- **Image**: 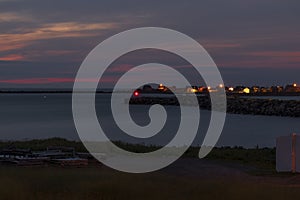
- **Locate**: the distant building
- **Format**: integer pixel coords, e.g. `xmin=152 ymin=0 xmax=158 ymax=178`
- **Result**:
xmin=260 ymin=87 xmax=270 ymax=93
xmin=251 ymin=86 xmax=260 ymax=93
xmin=142 ymin=84 xmax=153 ymax=92
xmin=243 ymin=87 xmax=250 ymax=94
xmin=285 ymin=84 xmax=300 ymax=92
xmin=271 ymin=86 xmax=284 ymax=93
xmin=198 ymin=86 xmax=207 ymax=92
xmin=158 ymin=84 xmax=168 ymax=92
xmin=227 ymin=87 xmax=234 ymax=92
xmin=186 ymin=86 xmax=198 ymax=93
xmin=234 ymin=86 xmax=246 ymax=93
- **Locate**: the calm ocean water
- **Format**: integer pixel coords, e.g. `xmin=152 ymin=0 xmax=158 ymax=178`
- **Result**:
xmin=0 ymin=93 xmax=299 ymax=148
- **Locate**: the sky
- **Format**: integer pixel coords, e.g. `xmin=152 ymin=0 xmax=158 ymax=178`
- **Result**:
xmin=0 ymin=0 xmax=300 ymax=88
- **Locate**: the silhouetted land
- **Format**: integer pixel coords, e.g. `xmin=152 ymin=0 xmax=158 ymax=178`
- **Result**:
xmin=1 ymin=89 xmax=300 ymax=95
xmin=0 ymin=138 xmax=276 ymax=170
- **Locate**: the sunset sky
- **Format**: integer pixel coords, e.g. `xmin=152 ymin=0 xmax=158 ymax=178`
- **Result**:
xmin=0 ymin=0 xmax=300 ymax=88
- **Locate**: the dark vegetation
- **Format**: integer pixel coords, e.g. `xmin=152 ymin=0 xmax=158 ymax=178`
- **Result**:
xmin=2 ymin=138 xmax=299 ymax=200
xmin=0 ymin=138 xmax=276 ymax=170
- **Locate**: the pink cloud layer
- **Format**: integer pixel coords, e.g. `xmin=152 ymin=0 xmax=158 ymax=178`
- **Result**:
xmin=0 ymin=77 xmax=117 ymax=84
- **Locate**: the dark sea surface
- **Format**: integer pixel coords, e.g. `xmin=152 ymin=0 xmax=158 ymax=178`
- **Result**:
xmin=0 ymin=93 xmax=299 ymax=148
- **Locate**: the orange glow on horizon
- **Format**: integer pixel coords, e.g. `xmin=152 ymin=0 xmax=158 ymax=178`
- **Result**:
xmin=0 ymin=54 xmax=24 ymax=61
xmin=0 ymin=77 xmax=118 ymax=84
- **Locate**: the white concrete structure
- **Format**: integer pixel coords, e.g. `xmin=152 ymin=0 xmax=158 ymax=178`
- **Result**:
xmin=276 ymin=133 xmax=300 ymax=173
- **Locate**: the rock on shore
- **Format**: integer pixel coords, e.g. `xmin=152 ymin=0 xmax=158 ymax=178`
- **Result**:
xmin=129 ymin=96 xmax=300 ymax=117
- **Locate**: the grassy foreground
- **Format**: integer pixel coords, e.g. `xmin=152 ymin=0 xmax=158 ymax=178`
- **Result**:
xmin=0 ymin=165 xmax=300 ymax=200
xmin=1 ymin=138 xmax=297 ymax=200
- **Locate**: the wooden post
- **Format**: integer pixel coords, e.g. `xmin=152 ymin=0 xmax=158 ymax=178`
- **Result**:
xmin=292 ymin=133 xmax=296 ymax=173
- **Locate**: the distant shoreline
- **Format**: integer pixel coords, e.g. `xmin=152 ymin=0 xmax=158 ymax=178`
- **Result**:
xmin=1 ymin=90 xmax=300 ymax=96
xmin=0 ymin=90 xmax=111 ymax=94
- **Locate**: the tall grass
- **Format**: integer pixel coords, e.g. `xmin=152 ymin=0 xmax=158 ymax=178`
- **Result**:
xmin=0 ymin=138 xmax=276 ymax=170
xmin=0 ymin=138 xmax=298 ymax=199
xmin=0 ymin=166 xmax=299 ymax=200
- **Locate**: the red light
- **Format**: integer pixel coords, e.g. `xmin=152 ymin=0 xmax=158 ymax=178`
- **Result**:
xmin=134 ymin=91 xmax=139 ymax=96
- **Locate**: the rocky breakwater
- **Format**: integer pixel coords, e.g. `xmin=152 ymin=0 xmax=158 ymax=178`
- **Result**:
xmin=227 ymin=97 xmax=300 ymax=117
xmin=129 ymin=96 xmax=300 ymax=117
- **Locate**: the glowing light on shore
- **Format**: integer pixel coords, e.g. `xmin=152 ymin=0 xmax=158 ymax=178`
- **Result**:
xmin=191 ymin=88 xmax=198 ymax=93
xmin=243 ymin=88 xmax=250 ymax=94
